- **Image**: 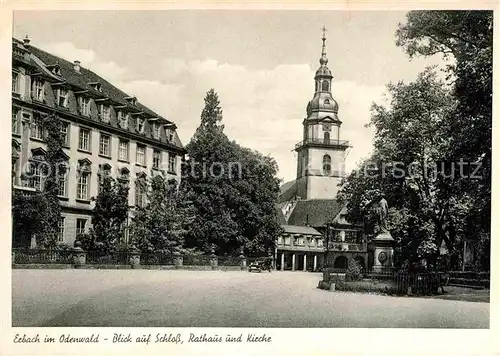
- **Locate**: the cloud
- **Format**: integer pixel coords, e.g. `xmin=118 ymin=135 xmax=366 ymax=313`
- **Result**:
xmin=38 ymin=42 xmax=385 ymax=183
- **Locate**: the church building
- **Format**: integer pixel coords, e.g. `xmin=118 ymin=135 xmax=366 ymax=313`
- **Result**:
xmin=276 ymin=29 xmax=368 ymax=271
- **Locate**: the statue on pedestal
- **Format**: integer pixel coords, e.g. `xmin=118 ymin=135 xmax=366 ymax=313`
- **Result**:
xmin=375 ymin=195 xmax=389 ymax=233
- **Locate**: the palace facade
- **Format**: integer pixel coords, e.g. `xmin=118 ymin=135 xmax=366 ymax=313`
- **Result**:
xmin=12 ymin=36 xmax=186 ymax=246
xmin=275 ymin=30 xmax=368 ymax=271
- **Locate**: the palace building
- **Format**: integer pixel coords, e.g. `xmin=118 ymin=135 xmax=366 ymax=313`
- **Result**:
xmin=275 ymin=30 xmax=368 ymax=271
xmin=12 ymin=36 xmax=186 ymax=247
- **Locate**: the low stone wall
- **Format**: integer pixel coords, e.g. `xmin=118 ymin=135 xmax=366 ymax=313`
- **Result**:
xmin=13 ymin=264 xmax=247 ymax=271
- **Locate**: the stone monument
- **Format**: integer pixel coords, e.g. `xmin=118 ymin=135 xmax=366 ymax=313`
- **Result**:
xmin=371 ymin=195 xmax=396 ymax=272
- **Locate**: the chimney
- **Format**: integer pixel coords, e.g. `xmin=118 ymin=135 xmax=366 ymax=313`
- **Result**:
xmin=23 ymin=35 xmax=30 ymax=46
xmin=74 ymin=60 xmax=81 ymax=73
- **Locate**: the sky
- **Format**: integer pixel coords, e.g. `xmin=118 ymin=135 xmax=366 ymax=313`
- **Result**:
xmin=13 ymin=10 xmax=444 ymax=183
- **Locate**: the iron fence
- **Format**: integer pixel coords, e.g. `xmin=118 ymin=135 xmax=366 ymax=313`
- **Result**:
xmin=13 ymin=248 xmax=73 ymax=264
xmin=182 ymin=254 xmax=211 ymax=266
xmin=140 ymin=252 xmax=175 ymax=266
xmin=86 ymin=250 xmax=130 ymax=265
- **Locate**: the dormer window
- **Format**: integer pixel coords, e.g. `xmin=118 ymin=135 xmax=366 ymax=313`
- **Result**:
xmin=118 ymin=111 xmax=128 ymax=129
xmin=89 ymin=82 xmax=102 ymax=92
xmin=124 ymin=96 xmax=137 ymax=106
xmin=57 ymin=88 xmax=68 ymax=108
xmin=136 ymin=118 xmax=145 ymax=134
xmin=78 ymin=97 xmax=91 ymax=116
xmin=152 ymin=123 xmax=160 ymax=139
xmin=32 ymin=78 xmax=45 ymax=101
xmin=165 ymin=127 xmax=174 ymax=142
xmin=47 ymin=64 xmax=61 ymax=76
xmin=99 ymin=104 xmax=110 ymax=123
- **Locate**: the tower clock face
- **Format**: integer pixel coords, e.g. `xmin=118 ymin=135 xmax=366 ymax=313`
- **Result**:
xmin=323 ymin=123 xmax=332 ymax=132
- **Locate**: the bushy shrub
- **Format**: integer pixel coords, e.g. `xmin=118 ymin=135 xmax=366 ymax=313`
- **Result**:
xmin=75 ymin=233 xmax=96 ymax=251
xmin=345 ymin=258 xmax=363 ymax=281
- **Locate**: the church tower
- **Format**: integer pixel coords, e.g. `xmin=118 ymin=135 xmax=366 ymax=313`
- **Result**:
xmin=295 ymin=27 xmax=350 ymax=200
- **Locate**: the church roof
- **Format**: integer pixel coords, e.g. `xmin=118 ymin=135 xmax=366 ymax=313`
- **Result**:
xmin=287 ymin=199 xmax=343 ymax=227
xmin=278 ymin=180 xmax=297 ymax=203
xmin=281 ymin=224 xmax=322 ymax=236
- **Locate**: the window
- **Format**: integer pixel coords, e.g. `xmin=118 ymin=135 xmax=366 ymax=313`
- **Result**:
xmin=136 ymin=145 xmax=146 ymax=165
xmin=77 ymin=172 xmax=90 ymax=200
xmin=324 ymin=99 xmax=330 ymax=105
xmin=168 ymin=153 xmax=176 ymax=173
xmin=323 ymin=131 xmax=330 ymax=143
xmin=166 ymin=128 xmax=174 ymax=142
xmin=78 ymin=97 xmax=91 ymax=116
xmin=12 ymin=110 xmax=20 ymax=135
xmin=60 ymin=121 xmax=69 ymax=146
xmin=12 ymin=72 xmax=19 ymax=93
xmin=323 ymin=154 xmax=331 ymax=175
xmin=118 ymin=139 xmax=129 ymax=161
xmin=28 ymin=162 xmax=44 ymax=191
xmin=58 ymin=167 xmax=68 ymax=197
xmin=57 ymin=88 xmax=68 ymax=107
xmin=58 ymin=217 xmax=65 ymax=242
xmin=99 ymin=133 xmax=111 ymax=157
xmin=76 ymin=219 xmax=87 ymax=235
xmin=152 ymin=123 xmax=160 ymax=139
xmin=31 ymin=115 xmax=45 ymax=140
xmin=284 ymin=237 xmax=291 ymax=245
xmin=78 ymin=127 xmax=91 ymax=152
xmin=153 ymin=150 xmax=161 ymax=169
xmin=317 ymin=239 xmax=323 ymax=247
xmin=32 ymin=78 xmax=45 ymax=101
xmin=118 ymin=111 xmax=128 ymax=129
xmin=135 ymin=178 xmax=147 ymax=207
xmin=99 ymin=105 xmax=110 ymax=123
xmin=277 ymin=236 xmax=283 ymax=245
xmin=322 ymin=80 xmax=329 ymax=92
xmin=136 ymin=118 xmax=144 ymax=133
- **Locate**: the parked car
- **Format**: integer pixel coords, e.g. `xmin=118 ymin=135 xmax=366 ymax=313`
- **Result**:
xmin=248 ymin=258 xmax=272 ymax=273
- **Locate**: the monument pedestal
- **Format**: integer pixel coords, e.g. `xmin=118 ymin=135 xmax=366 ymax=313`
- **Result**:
xmin=371 ymin=231 xmax=395 ymax=272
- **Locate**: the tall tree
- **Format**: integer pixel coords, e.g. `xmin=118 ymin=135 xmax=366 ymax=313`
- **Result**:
xmin=12 ymin=113 xmax=64 ymax=248
xmin=90 ymin=176 xmax=129 ymax=251
xmin=396 ymin=10 xmax=492 ymax=269
xmin=338 ymin=70 xmax=468 ymax=266
xmin=182 ymin=89 xmax=240 ymax=254
xmin=182 ymin=89 xmax=281 ymax=255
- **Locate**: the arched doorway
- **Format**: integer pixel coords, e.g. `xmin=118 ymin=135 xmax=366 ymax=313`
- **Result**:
xmin=334 ymin=255 xmax=348 ymax=269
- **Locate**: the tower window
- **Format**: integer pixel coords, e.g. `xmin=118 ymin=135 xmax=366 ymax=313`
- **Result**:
xmin=323 ymin=154 xmax=332 ymax=175
xmin=324 ymin=99 xmax=330 ymax=105
xmin=322 ymin=81 xmax=329 ymax=92
xmin=324 ymin=131 xmax=330 ymax=143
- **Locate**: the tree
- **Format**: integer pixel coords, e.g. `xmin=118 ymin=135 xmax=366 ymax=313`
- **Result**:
xmin=130 ymin=175 xmax=194 ymax=253
xmin=12 ymin=113 xmax=64 ymax=248
xmin=338 ymin=70 xmax=468 ymax=266
xmin=182 ymin=89 xmax=281 ymax=256
xmin=90 ymin=176 xmax=129 ymax=251
xmin=396 ymin=10 xmax=492 ymax=269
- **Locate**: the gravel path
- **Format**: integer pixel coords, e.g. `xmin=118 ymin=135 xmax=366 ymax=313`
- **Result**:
xmin=12 ymin=269 xmax=489 ymax=328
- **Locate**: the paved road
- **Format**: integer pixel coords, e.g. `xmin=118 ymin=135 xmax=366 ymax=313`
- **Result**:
xmin=12 ymin=269 xmax=489 ymax=328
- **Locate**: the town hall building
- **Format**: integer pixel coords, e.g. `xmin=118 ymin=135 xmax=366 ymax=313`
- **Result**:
xmin=275 ymin=29 xmax=368 ymax=271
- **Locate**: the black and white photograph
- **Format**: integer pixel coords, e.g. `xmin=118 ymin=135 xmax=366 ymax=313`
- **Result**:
xmin=7 ymin=6 xmax=493 ymax=343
